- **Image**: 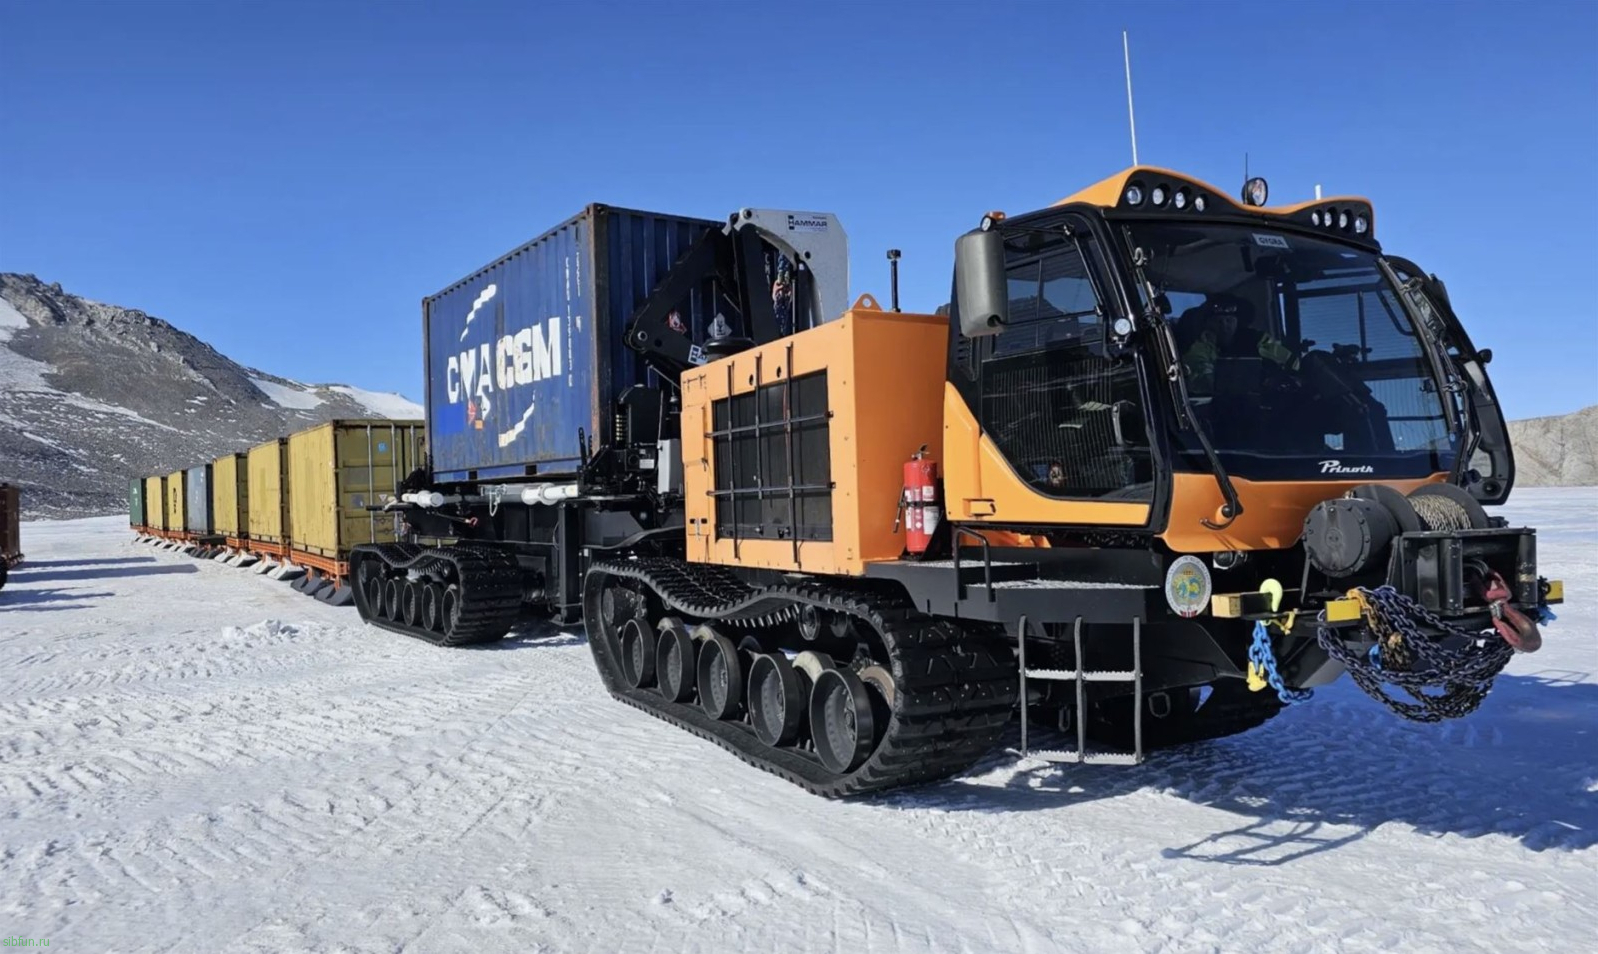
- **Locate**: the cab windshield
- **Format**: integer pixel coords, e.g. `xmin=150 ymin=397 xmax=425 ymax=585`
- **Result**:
xmin=1129 ymin=221 xmax=1458 ymax=479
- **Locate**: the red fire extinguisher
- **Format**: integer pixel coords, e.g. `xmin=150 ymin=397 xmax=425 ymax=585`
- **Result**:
xmin=897 ymin=445 xmax=940 ymax=557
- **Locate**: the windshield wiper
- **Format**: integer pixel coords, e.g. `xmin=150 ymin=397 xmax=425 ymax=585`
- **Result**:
xmin=1124 ymin=240 xmax=1243 ymax=530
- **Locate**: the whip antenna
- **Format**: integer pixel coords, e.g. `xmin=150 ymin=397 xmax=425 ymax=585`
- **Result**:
xmin=1123 ymin=31 xmax=1139 ymax=165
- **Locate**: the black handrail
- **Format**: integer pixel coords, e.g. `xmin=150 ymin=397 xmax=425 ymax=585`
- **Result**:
xmin=952 ymin=526 xmax=995 ymax=602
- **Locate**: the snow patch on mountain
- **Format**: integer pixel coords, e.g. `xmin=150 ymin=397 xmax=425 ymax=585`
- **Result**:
xmin=0 ymin=296 xmax=27 ymax=335
xmin=330 ymin=385 xmax=424 ymax=418
xmin=249 ymin=376 xmax=326 ymax=410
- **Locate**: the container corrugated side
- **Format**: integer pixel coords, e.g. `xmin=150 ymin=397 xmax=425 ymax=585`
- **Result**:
xmin=246 ymin=439 xmax=290 ymax=545
xmin=0 ymin=484 xmax=19 ymax=560
xmin=422 ymin=205 xmax=718 ymax=482
xmin=145 ymin=476 xmax=167 ymax=531
xmin=212 ymin=453 xmax=248 ymax=538
xmin=167 ymin=470 xmax=188 ymax=536
xmin=286 ymin=420 xmax=423 ymax=559
xmin=129 ymin=478 xmax=145 ymax=528
xmin=185 ymin=464 xmax=213 ymax=535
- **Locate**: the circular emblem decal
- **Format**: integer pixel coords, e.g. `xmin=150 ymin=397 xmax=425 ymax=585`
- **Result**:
xmin=1164 ymin=555 xmax=1212 ymax=618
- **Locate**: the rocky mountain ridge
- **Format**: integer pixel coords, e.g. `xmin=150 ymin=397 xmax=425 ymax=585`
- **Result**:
xmin=1507 ymin=404 xmax=1597 ymax=488
xmin=1 ymin=273 xmax=421 ymax=517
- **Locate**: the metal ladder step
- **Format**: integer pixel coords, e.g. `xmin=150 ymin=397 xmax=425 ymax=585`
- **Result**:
xmin=1023 ymin=668 xmax=1139 ymax=683
xmin=1023 ymin=749 xmax=1143 ymax=766
xmin=1015 ymin=614 xmax=1144 ymax=768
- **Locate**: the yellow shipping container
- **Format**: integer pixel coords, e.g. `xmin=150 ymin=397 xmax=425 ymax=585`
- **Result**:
xmin=246 ymin=438 xmax=291 ymax=546
xmin=145 ymin=475 xmax=168 ymax=531
xmin=287 ymin=419 xmax=423 ymax=559
xmin=212 ymin=452 xmax=249 ymax=539
xmin=167 ymin=469 xmax=188 ymax=535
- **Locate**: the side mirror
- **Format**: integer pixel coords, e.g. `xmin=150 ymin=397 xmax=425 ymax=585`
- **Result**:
xmin=954 ymin=228 xmax=1007 ymax=337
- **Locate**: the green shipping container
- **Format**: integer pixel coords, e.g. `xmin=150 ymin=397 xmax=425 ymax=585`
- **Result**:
xmin=129 ymin=478 xmax=146 ymax=528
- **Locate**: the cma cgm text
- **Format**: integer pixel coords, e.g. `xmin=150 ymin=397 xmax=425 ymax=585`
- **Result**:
xmin=445 ymin=317 xmax=564 ymax=405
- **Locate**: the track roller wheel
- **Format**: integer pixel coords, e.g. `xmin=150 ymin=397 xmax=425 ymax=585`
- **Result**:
xmin=441 ymin=584 xmax=461 ymax=636
xmin=382 ymin=578 xmax=402 ymax=621
xmin=362 ymin=571 xmax=384 ymax=612
xmin=401 ymin=580 xmax=421 ymax=628
xmin=748 ymin=653 xmax=806 ymax=747
xmin=810 ymin=668 xmax=877 ymax=775
xmin=856 ymin=664 xmax=896 ymax=706
xmin=857 ymin=663 xmax=897 ymax=729
xmin=792 ymin=650 xmax=836 ymax=682
xmin=798 ymin=604 xmax=823 ymax=642
xmin=696 ymin=628 xmax=744 ymax=721
xmin=421 ymin=582 xmax=444 ymax=634
xmin=619 ymin=616 xmax=657 ymax=689
xmin=655 ymin=618 xmax=696 ymax=702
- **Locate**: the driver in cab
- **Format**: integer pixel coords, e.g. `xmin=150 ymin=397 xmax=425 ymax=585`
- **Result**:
xmin=1180 ymin=295 xmax=1296 ymax=393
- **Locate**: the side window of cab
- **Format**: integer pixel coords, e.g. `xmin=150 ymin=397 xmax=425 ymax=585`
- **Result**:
xmin=978 ymin=236 xmax=1153 ymax=501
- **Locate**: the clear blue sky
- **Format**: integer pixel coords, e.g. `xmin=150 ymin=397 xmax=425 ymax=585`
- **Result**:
xmin=3 ymin=0 xmax=1595 ymax=420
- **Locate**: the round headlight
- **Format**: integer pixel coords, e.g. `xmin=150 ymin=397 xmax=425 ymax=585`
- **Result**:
xmin=1150 ymin=185 xmax=1168 ymax=207
xmin=1173 ymin=189 xmax=1189 ymax=210
xmin=1323 ymin=208 xmax=1337 ymax=227
xmin=1242 ymin=176 xmax=1269 ymax=207
xmin=1112 ymin=317 xmax=1134 ymax=337
xmin=1310 ymin=211 xmax=1321 ymax=226
xmin=1338 ymin=211 xmax=1350 ymax=230
xmin=1193 ymin=195 xmax=1207 ymax=212
xmin=1125 ymin=184 xmax=1145 ymax=206
xmin=1354 ymin=215 xmax=1369 ymax=235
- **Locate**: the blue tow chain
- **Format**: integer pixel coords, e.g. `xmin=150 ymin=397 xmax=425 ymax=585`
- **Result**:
xmin=1248 ymin=620 xmax=1314 ymax=705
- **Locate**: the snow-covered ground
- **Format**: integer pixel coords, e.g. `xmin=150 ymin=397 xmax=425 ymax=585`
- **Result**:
xmin=1 ymin=489 xmax=1593 ymax=953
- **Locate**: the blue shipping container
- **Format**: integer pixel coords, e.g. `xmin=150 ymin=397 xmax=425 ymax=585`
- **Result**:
xmin=185 ymin=463 xmax=213 ymax=535
xmin=423 ymin=205 xmax=720 ymax=483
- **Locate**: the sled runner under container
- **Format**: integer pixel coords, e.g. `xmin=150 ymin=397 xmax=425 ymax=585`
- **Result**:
xmin=422 ymin=205 xmax=720 ymax=482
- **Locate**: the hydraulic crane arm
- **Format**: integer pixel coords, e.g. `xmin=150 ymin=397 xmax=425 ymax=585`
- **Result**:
xmin=626 ymin=208 xmax=849 ymax=382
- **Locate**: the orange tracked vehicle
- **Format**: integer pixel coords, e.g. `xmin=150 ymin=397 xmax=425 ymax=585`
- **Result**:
xmin=351 ymin=171 xmax=1562 ymax=796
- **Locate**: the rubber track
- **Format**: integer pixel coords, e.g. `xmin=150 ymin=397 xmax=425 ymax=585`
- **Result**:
xmin=585 ymin=558 xmax=1019 ymax=798
xmin=352 ymin=543 xmax=523 ymax=647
